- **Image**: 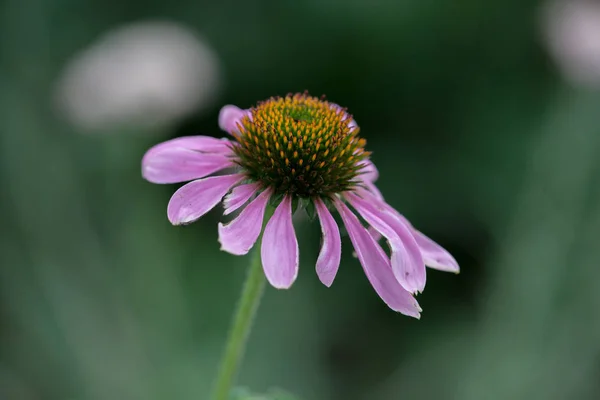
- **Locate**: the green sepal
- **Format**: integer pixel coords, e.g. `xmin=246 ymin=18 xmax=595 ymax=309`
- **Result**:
xmin=291 ymin=197 xmax=300 ymax=214
xmin=304 ymin=199 xmax=316 ymax=221
xmin=268 ymin=193 xmax=285 ymax=209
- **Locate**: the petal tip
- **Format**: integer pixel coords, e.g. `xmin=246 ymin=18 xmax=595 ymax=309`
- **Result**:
xmin=168 ymin=211 xmax=196 ymax=225
xmin=167 ymin=206 xmax=186 ymax=225
xmin=318 ymin=276 xmax=335 ymax=288
xmin=218 ymin=189 xmax=270 ymax=256
xmin=218 ymin=105 xmax=247 ymax=134
xmin=168 ymin=217 xmax=187 ymax=226
xmin=166 ymin=174 xmax=244 ymax=227
xmin=269 ymin=280 xmax=294 ymax=290
xmin=217 ymin=222 xmax=252 ymax=256
xmin=406 ymin=302 xmax=423 ymax=319
xmin=397 ymin=279 xmax=424 ymax=296
xmin=261 ymin=196 xmax=299 ymax=291
xmin=314 ymin=198 xmax=341 ymax=289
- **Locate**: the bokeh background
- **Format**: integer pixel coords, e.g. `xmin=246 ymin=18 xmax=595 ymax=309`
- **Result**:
xmin=1 ymin=0 xmax=600 ymax=399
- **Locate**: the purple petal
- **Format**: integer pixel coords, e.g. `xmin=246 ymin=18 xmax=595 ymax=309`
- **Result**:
xmin=261 ymin=196 xmax=299 ymax=289
xmin=314 ymin=199 xmax=342 ymax=287
xmin=359 ymin=190 xmax=460 ymax=274
xmin=218 ymin=189 xmax=271 ymax=255
xmin=334 ymin=199 xmax=421 ymax=317
xmin=218 ymin=105 xmax=249 ymax=134
xmin=223 ymin=182 xmax=261 ymax=215
xmin=142 ymin=136 xmax=235 ymax=184
xmin=351 ymin=226 xmax=381 ymax=259
xmin=352 ymin=226 xmax=381 ymax=258
xmin=146 ymin=136 xmax=234 ymax=155
xmin=367 ymin=226 xmax=382 ymax=242
xmin=363 ymin=181 xmax=384 ymax=200
xmin=354 ymin=160 xmax=383 ymax=199
xmin=346 ymin=192 xmax=426 ymax=294
xmin=413 ymin=230 xmax=460 ymax=273
xmin=167 ymin=174 xmax=244 ymax=225
xmin=359 ymin=159 xmax=379 ymax=182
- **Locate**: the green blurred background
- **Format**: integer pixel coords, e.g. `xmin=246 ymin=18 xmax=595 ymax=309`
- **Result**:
xmin=2 ymin=0 xmax=600 ymax=399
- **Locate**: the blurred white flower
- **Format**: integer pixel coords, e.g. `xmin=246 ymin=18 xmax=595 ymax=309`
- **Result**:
xmin=56 ymin=21 xmax=222 ymax=131
xmin=541 ymin=0 xmax=600 ymax=88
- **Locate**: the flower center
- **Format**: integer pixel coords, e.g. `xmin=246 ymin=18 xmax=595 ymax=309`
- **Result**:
xmin=232 ymin=92 xmax=369 ymax=198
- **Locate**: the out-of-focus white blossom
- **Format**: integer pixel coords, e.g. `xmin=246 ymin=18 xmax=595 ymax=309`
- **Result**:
xmin=56 ymin=21 xmax=222 ymax=132
xmin=541 ymin=0 xmax=600 ymax=88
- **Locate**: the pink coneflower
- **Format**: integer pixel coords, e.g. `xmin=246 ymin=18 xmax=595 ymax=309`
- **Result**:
xmin=142 ymin=92 xmax=458 ymax=317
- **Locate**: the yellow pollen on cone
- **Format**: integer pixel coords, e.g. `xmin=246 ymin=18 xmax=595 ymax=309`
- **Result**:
xmin=231 ymin=92 xmax=369 ymax=197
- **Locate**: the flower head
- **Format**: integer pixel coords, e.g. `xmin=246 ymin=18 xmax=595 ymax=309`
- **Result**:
xmin=232 ymin=94 xmax=367 ymax=197
xmin=142 ymin=92 xmax=459 ymax=317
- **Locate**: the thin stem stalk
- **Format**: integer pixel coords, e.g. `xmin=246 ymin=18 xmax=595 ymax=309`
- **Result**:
xmin=210 ymin=216 xmax=270 ymax=400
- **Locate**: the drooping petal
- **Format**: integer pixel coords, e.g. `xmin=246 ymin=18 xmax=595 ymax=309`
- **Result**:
xmin=334 ymin=199 xmax=421 ymax=318
xmin=352 ymin=226 xmax=381 ymax=258
xmin=218 ymin=105 xmax=249 ymax=135
xmin=354 ymin=159 xmax=383 ymax=199
xmin=360 ymin=189 xmax=460 ymax=274
xmin=167 ymin=174 xmax=244 ymax=225
xmin=142 ymin=136 xmax=235 ymax=184
xmin=367 ymin=226 xmax=382 ymax=242
xmin=413 ymin=230 xmax=460 ymax=273
xmin=218 ymin=189 xmax=271 ymax=255
xmin=261 ymin=196 xmax=299 ymax=289
xmin=363 ymin=181 xmax=384 ymax=200
xmin=223 ymin=182 xmax=260 ymax=215
xmin=346 ymin=192 xmax=426 ymax=294
xmin=314 ymin=198 xmax=341 ymax=287
xmin=359 ymin=159 xmax=379 ymax=182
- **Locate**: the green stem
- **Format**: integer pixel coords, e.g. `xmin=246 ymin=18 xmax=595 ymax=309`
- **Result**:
xmin=211 ymin=226 xmax=269 ymax=400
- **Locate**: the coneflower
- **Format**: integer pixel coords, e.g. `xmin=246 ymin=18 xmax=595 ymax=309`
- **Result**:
xmin=142 ymin=92 xmax=459 ymax=317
